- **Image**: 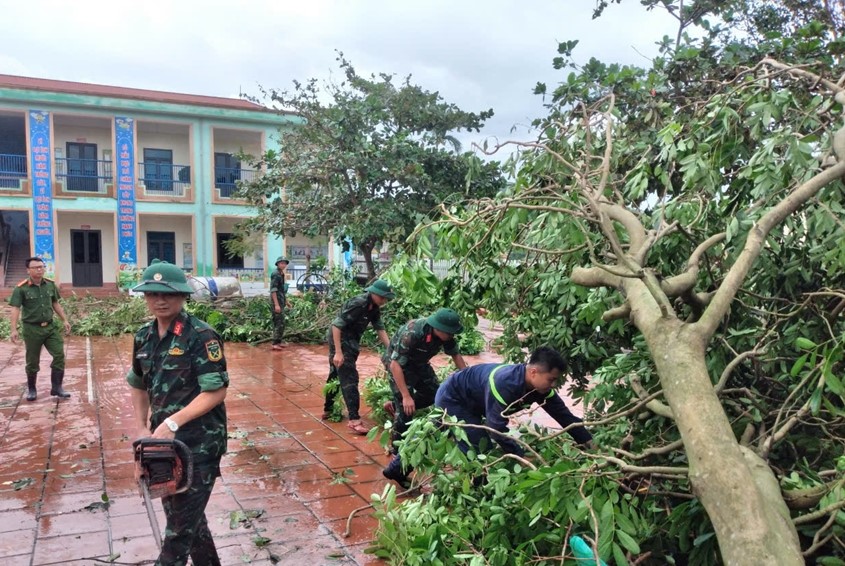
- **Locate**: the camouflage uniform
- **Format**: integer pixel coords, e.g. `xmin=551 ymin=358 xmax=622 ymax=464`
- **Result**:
xmin=384 ymin=318 xmax=460 ymax=451
xmin=269 ymin=268 xmax=287 ymax=345
xmin=323 ymin=293 xmax=386 ymax=419
xmin=126 ymin=310 xmax=228 ymax=566
xmin=8 ymin=276 xmax=65 ymax=376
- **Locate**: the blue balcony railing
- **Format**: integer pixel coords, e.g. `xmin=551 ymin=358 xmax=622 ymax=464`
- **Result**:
xmin=139 ymin=162 xmax=191 ymax=196
xmin=55 ymin=158 xmax=113 ymax=193
xmin=214 ymin=167 xmax=256 ymax=198
xmin=0 ymin=153 xmax=27 ymax=190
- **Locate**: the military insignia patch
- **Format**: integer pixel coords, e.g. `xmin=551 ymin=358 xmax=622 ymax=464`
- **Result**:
xmin=205 ymin=340 xmax=223 ymax=362
xmin=168 ymin=346 xmax=185 ymax=356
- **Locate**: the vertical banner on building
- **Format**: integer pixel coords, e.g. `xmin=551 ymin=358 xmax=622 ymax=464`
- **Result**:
xmin=29 ymin=111 xmax=56 ymax=279
xmin=115 ymin=117 xmax=139 ymax=290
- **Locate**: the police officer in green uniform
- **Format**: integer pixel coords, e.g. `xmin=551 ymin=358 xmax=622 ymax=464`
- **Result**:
xmin=382 ymin=307 xmax=467 ymax=488
xmin=322 ymin=279 xmax=395 ymax=435
xmin=8 ymin=256 xmax=72 ymax=401
xmin=126 ymin=260 xmax=228 ymax=566
xmin=269 ymin=256 xmax=291 ymax=350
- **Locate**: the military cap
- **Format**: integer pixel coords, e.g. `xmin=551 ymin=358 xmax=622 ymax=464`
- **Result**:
xmin=427 ymin=308 xmax=464 ymax=335
xmin=274 ymin=256 xmax=290 ymax=266
xmin=364 ymin=279 xmax=396 ymax=299
xmin=132 ymin=259 xmax=193 ymax=294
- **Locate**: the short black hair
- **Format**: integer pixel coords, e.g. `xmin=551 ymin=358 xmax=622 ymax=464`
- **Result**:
xmin=25 ymin=256 xmax=44 ymax=268
xmin=528 ymin=346 xmax=567 ymax=373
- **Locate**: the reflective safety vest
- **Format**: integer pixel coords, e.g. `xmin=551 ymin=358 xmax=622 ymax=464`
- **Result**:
xmin=487 ymin=364 xmax=554 ymax=406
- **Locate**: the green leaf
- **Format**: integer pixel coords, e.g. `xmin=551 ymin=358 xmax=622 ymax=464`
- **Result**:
xmin=615 ymin=529 xmax=641 ymax=554
xmin=795 ymin=337 xmax=817 ymax=350
xmin=789 ymin=354 xmax=807 ymax=377
xmin=693 ymin=532 xmax=716 ymax=547
xmin=612 ymin=542 xmax=629 ymax=566
xmin=252 ymin=535 xmax=272 ymax=548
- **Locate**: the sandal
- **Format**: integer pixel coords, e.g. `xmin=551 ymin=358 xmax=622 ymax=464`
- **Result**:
xmin=347 ymin=420 xmax=370 ymax=435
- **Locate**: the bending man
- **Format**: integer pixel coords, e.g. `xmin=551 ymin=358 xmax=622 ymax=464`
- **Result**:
xmin=382 ymin=308 xmax=467 ymax=488
xmin=322 ymin=279 xmax=395 ymax=435
xmin=435 ymin=346 xmax=592 ymax=456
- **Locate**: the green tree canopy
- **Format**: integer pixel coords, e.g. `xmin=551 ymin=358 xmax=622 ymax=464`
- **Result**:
xmin=237 ymin=54 xmax=505 ymax=280
xmin=379 ymin=1 xmax=845 ymax=564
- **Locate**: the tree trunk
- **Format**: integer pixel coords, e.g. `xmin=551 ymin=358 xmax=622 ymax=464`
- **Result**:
xmin=629 ymin=281 xmax=803 ymax=565
xmin=358 ymin=241 xmax=377 ymax=282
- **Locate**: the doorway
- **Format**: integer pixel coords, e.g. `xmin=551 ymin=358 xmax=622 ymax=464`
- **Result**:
xmin=71 ymin=229 xmax=103 ymax=286
xmin=216 ymin=233 xmax=243 ymax=269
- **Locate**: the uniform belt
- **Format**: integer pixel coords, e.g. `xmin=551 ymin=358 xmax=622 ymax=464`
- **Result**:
xmin=25 ymin=321 xmax=52 ymax=327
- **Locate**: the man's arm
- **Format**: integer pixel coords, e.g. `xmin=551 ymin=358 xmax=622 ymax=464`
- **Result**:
xmin=151 ymin=388 xmax=227 ymax=439
xmin=390 ymin=359 xmax=416 ymax=416
xmin=377 ymin=329 xmax=390 ymax=348
xmin=541 ymin=394 xmax=593 ymax=445
xmin=52 ymin=301 xmax=71 ymax=334
xmin=130 ymin=386 xmax=152 ymax=439
xmin=451 ymin=353 xmax=467 ymax=370
xmin=331 ymin=325 xmax=343 ymax=368
xmin=9 ymin=306 xmax=20 ymax=343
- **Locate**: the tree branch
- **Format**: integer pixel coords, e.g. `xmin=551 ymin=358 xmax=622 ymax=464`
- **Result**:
xmin=630 ymin=375 xmax=674 ymax=419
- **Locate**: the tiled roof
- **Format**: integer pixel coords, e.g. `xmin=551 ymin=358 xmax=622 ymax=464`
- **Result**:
xmin=0 ymin=73 xmax=271 ymax=112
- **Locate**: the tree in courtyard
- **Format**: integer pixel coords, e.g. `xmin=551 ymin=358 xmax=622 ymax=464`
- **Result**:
xmin=236 ymin=54 xmax=505 ymax=280
xmin=374 ymin=1 xmax=845 ymax=564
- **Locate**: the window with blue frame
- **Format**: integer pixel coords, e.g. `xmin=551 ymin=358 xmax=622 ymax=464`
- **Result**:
xmin=214 ymin=152 xmax=240 ymax=197
xmin=143 ymin=148 xmax=173 ymax=191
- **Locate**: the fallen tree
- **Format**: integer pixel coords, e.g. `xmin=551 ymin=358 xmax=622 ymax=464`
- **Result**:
xmin=374 ymin=2 xmax=845 ymax=564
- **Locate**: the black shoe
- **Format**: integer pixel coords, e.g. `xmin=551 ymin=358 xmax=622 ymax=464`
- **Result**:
xmin=382 ymin=459 xmax=411 ymax=490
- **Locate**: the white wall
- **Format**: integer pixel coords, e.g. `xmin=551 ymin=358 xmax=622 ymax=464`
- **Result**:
xmin=139 ymin=215 xmax=193 ymax=269
xmin=54 ymin=127 xmax=113 ymax=160
xmin=136 ymin=132 xmax=191 ymax=167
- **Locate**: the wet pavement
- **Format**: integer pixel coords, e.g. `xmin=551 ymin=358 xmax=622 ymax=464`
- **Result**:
xmin=0 ymin=335 xmax=504 ymax=565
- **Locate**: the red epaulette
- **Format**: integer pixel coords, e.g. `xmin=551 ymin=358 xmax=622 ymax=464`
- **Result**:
xmin=16 ymin=279 xmax=29 ymax=287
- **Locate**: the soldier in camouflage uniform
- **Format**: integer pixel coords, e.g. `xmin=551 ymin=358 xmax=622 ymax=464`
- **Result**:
xmin=8 ymin=256 xmax=72 ymax=401
xmin=382 ymin=308 xmax=467 ymax=488
xmin=269 ymin=256 xmax=291 ymax=350
xmin=322 ymin=279 xmax=395 ymax=435
xmin=126 ymin=260 xmax=228 ymax=566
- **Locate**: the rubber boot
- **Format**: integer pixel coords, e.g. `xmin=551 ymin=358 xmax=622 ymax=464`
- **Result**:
xmin=50 ymin=369 xmax=70 ymax=399
xmin=26 ymin=373 xmax=37 ymax=402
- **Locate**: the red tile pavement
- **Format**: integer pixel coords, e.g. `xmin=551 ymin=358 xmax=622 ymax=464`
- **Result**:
xmin=0 ymin=334 xmax=505 ymax=565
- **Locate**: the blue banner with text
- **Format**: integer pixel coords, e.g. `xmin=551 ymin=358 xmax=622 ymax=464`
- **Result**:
xmin=29 ymin=110 xmax=55 ymax=276
xmin=115 ymin=117 xmax=138 ymax=289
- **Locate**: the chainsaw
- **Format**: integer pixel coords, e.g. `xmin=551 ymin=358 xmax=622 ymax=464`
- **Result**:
xmin=133 ymin=438 xmax=193 ymax=550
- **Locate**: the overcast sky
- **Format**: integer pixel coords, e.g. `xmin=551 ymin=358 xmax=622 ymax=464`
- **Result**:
xmin=1 ymin=0 xmax=677 ymax=156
